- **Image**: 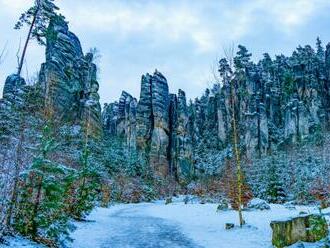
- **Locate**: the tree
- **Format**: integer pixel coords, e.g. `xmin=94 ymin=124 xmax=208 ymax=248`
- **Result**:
xmin=316 ymin=37 xmax=325 ymax=61
xmin=265 ymin=158 xmax=286 ymax=203
xmin=310 ymin=177 xmax=329 ymax=209
xmin=14 ymin=120 xmax=74 ymax=246
xmin=234 ymin=45 xmax=252 ymax=72
xmin=14 ymin=0 xmax=59 ymax=76
xmin=218 ymin=58 xmax=232 ymax=86
xmin=220 ymin=159 xmax=253 ymax=211
xmin=218 ymin=47 xmax=250 ymax=227
xmin=68 ymin=109 xmax=100 ymax=220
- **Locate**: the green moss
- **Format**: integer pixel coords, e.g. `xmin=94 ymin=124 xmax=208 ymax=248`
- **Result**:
xmin=308 ymin=215 xmax=328 ymax=242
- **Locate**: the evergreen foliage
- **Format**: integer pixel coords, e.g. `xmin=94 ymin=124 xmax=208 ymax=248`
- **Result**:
xmin=14 ymin=121 xmax=74 ymax=246
xmin=265 ymin=158 xmax=286 ymax=203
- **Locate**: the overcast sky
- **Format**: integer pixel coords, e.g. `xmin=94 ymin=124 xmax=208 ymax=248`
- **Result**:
xmin=1 ymin=0 xmax=330 ymax=104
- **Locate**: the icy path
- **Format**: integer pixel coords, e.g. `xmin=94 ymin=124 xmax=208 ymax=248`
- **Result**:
xmin=70 ymin=200 xmax=328 ymax=248
xmin=2 ymin=200 xmax=328 ymax=248
xmin=70 ymin=203 xmax=202 ymax=248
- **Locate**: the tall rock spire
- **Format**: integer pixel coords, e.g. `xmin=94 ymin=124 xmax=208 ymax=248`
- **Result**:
xmin=38 ymin=16 xmax=102 ymax=135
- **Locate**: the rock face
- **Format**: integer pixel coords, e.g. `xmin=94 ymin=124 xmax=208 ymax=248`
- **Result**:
xmin=169 ymin=90 xmax=193 ymax=183
xmin=3 ymin=74 xmax=26 ymax=102
xmin=147 ymin=71 xmax=170 ymax=177
xmin=270 ymin=214 xmax=328 ymax=248
xmin=135 ymin=71 xmax=170 ymax=177
xmin=39 ymin=16 xmax=102 ymax=134
xmin=103 ymin=42 xmax=330 ymax=183
xmin=102 ymin=91 xmax=137 ymax=149
xmin=104 ymin=70 xmax=194 ymax=182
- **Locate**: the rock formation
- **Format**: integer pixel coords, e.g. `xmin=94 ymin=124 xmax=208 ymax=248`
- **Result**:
xmin=3 ymin=74 xmax=26 ymax=102
xmin=169 ymin=90 xmax=193 ymax=183
xmin=38 ymin=15 xmax=102 ymax=134
xmin=103 ymin=42 xmax=330 ymax=181
xmin=102 ymin=91 xmax=137 ymax=149
xmin=270 ymin=214 xmax=328 ymax=248
xmin=104 ymin=71 xmax=194 ymax=182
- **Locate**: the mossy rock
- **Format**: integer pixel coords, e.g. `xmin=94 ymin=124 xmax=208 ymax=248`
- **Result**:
xmin=271 ymin=214 xmax=328 ymax=248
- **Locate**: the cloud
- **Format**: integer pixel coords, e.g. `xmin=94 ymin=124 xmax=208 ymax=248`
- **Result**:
xmin=59 ymin=0 xmax=330 ymax=55
xmin=59 ymin=0 xmax=216 ymax=53
xmin=244 ymin=0 xmax=330 ymax=33
xmin=1 ymin=0 xmax=330 ymax=103
xmin=0 ymin=0 xmax=32 ymax=14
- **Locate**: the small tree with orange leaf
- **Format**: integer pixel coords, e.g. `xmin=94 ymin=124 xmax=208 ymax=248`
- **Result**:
xmin=310 ymin=177 xmax=330 ymax=209
xmin=220 ymin=159 xmax=253 ymax=211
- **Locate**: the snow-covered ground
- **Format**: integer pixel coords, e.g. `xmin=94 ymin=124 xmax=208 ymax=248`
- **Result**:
xmin=1 ymin=198 xmax=329 ymax=248
xmin=0 ymin=236 xmax=44 ymax=248
xmin=71 ymin=197 xmax=329 ymax=248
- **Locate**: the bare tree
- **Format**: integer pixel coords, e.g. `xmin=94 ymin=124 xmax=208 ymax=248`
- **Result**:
xmin=218 ymin=44 xmax=246 ymax=227
xmin=0 ymin=42 xmax=8 ymax=65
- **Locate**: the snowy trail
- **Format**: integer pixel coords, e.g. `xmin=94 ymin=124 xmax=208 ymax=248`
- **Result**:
xmin=70 ymin=204 xmax=202 ymax=248
xmin=3 ymin=201 xmax=328 ymax=248
xmin=70 ymin=200 xmax=329 ymax=248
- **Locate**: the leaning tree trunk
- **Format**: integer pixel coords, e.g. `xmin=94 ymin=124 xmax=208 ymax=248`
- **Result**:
xmin=17 ymin=3 xmax=40 ymax=76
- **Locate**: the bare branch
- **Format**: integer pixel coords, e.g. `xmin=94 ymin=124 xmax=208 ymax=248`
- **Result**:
xmin=24 ymin=58 xmax=29 ymax=81
xmin=223 ymin=42 xmax=235 ymax=69
xmin=0 ymin=41 xmax=8 ymax=65
xmin=210 ymin=59 xmax=222 ymax=85
xmin=16 ymin=38 xmax=22 ymax=70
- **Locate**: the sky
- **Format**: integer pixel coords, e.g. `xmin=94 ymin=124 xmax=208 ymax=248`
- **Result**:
xmin=1 ymin=0 xmax=330 ymax=104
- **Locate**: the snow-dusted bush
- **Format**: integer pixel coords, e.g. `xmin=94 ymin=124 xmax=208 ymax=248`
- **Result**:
xmin=247 ymin=198 xmax=270 ymax=210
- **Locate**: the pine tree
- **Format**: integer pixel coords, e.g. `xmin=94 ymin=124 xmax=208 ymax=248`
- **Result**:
xmin=265 ymin=158 xmax=286 ymax=203
xmin=15 ymin=120 xmax=74 ymax=246
xmin=316 ymin=37 xmax=325 ymax=61
xmin=69 ymin=110 xmax=100 ymax=220
xmin=14 ymin=0 xmax=60 ymax=75
xmin=234 ymin=45 xmax=252 ymax=72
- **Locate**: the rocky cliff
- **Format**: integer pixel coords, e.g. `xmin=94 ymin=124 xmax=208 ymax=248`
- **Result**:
xmin=103 ymin=71 xmax=194 ymax=183
xmin=38 ymin=15 xmax=102 ymax=134
xmin=103 ymin=42 xmax=330 ymax=182
xmin=3 ymin=18 xmax=329 ymax=186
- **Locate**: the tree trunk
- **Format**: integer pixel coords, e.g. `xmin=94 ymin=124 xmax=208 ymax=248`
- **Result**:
xmin=17 ymin=3 xmax=40 ymax=76
xmin=31 ymin=175 xmax=43 ymax=239
xmin=5 ymin=116 xmax=25 ymax=227
xmin=231 ymin=81 xmax=244 ymax=227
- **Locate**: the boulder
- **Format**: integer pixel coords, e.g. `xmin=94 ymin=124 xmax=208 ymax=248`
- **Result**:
xmin=270 ymin=214 xmax=328 ymax=248
xmin=225 ymin=223 xmax=235 ymax=230
xmin=217 ymin=200 xmax=229 ymax=211
xmin=3 ymin=74 xmax=26 ymax=101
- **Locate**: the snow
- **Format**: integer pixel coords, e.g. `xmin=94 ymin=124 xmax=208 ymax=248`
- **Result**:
xmin=70 ymin=197 xmax=329 ymax=248
xmin=246 ymin=198 xmax=271 ymax=210
xmin=136 ymin=200 xmax=325 ymax=248
xmin=2 ymin=198 xmax=329 ymax=248
xmin=0 ymin=236 xmax=45 ymax=248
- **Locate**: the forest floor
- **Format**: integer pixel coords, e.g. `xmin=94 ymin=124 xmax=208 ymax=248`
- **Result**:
xmin=1 ymin=197 xmax=329 ymax=248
